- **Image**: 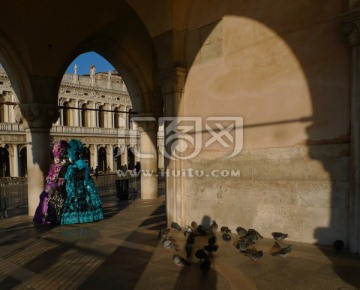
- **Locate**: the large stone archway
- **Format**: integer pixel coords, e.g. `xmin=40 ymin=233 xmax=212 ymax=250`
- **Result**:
xmin=0 ymin=1 xmax=356 ymax=253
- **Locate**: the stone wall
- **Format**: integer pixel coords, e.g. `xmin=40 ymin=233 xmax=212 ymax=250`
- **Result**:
xmin=184 ymin=143 xmax=350 ymax=245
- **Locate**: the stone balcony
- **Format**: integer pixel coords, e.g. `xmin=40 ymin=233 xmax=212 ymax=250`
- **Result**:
xmin=0 ymin=122 xmax=139 ymax=139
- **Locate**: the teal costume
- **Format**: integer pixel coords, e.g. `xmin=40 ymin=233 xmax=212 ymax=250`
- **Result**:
xmin=61 ymin=139 xmax=103 ymax=224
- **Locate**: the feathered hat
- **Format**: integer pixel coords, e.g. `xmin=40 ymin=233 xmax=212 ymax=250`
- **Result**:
xmin=52 ymin=140 xmax=69 ymax=159
xmin=67 ymin=139 xmax=84 ymax=162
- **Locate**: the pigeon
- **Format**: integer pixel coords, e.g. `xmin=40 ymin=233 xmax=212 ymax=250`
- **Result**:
xmin=240 ymin=232 xmax=257 ymax=244
xmin=191 ymin=221 xmax=198 ymax=232
xmin=236 ymin=226 xmax=248 ymax=237
xmin=244 ymin=249 xmax=263 ymax=262
xmin=236 ymin=240 xmax=250 ymax=252
xmin=333 ymin=240 xmax=344 ymax=252
xmin=270 ymin=241 xmax=282 ymax=253
xmin=248 ymin=229 xmax=263 ymax=240
xmin=210 ymin=220 xmax=218 ymax=232
xmin=195 ymin=249 xmax=209 ymax=261
xmin=220 ymin=226 xmax=231 ymax=234
xmin=158 ymin=228 xmax=170 ymax=239
xmin=162 ymin=238 xmax=178 ymax=250
xmin=271 ymin=232 xmax=289 ymax=241
xmin=208 ymin=235 xmax=216 ymax=246
xmin=222 ymin=233 xmax=231 ymax=241
xmin=271 ymin=245 xmax=292 ymax=259
xmin=196 ymin=225 xmax=207 ymax=236
xmin=171 ymin=222 xmax=182 ymax=231
xmin=200 ymin=259 xmax=211 ymax=273
xmin=173 ymin=254 xmax=191 ymax=267
xmin=183 ymin=225 xmax=193 ymax=237
xmin=203 ymin=244 xmax=219 ymax=253
xmin=186 ymin=233 xmax=196 ymax=244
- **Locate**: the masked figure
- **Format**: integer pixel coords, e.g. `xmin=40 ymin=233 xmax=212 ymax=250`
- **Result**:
xmin=61 ymin=139 xmax=103 ymax=224
xmin=33 ymin=140 xmax=69 ymax=224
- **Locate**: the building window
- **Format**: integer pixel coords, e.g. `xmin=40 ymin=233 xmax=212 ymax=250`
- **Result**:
xmin=81 ymin=104 xmax=88 ymax=127
xmin=0 ymin=147 xmax=10 ymax=177
xmin=98 ymin=147 xmax=107 ymax=172
xmin=114 ymin=107 xmax=119 ymax=128
xmin=98 ymin=105 xmax=104 ymax=128
xmin=19 ymin=147 xmax=27 ymax=177
xmin=63 ymin=102 xmax=70 ymax=126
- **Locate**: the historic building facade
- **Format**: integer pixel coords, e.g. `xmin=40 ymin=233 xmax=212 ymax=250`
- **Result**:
xmin=0 ymin=64 xmax=141 ymax=177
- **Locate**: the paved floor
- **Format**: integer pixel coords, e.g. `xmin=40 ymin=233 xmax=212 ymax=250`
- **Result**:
xmin=0 ymin=195 xmax=360 ymax=290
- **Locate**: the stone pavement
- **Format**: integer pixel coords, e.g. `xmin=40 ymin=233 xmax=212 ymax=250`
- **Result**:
xmin=0 ymin=195 xmax=360 ymax=290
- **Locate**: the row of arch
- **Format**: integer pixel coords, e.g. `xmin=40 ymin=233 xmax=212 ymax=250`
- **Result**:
xmin=0 ymin=145 xmax=136 ymax=178
xmin=60 ymin=101 xmax=133 ymax=129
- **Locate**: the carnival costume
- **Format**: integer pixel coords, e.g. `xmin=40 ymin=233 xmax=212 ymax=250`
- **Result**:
xmin=33 ymin=140 xmax=69 ymax=224
xmin=61 ymin=139 xmax=103 ymax=224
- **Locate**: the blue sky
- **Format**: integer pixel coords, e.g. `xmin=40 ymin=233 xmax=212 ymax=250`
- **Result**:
xmin=66 ymin=51 xmax=115 ymax=75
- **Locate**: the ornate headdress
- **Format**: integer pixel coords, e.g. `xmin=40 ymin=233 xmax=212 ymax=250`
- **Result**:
xmin=52 ymin=140 xmax=69 ymax=159
xmin=67 ymin=139 xmax=84 ymax=162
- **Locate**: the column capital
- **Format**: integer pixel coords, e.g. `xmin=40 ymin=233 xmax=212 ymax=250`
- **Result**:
xmin=342 ymin=7 xmax=360 ymax=46
xmin=15 ymin=103 xmax=59 ymax=131
xmin=156 ymin=67 xmax=187 ymax=95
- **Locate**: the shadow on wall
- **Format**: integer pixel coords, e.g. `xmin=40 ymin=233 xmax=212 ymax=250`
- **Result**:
xmin=182 ymin=1 xmax=357 ymax=288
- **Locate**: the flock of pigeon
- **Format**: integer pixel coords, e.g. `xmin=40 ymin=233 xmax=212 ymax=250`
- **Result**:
xmin=158 ymin=220 xmax=292 ymax=272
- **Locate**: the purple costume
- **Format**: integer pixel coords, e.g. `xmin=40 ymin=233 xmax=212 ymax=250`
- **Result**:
xmin=33 ymin=140 xmax=68 ymax=224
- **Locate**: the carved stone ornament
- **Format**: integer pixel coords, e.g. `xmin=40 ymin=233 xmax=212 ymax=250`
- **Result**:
xmin=157 ymin=67 xmax=187 ymax=96
xmin=15 ymin=103 xmax=60 ymax=130
xmin=342 ymin=8 xmax=360 ymax=46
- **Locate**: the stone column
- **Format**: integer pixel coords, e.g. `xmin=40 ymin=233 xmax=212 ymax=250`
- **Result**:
xmin=106 ymin=144 xmax=113 ymax=171
xmin=11 ymin=144 xmax=19 ymax=177
xmin=135 ymin=116 xmax=158 ymax=199
xmin=342 ymin=8 xmax=360 ymax=253
xmin=157 ymin=67 xmax=186 ymax=226
xmin=15 ymin=103 xmax=59 ymax=217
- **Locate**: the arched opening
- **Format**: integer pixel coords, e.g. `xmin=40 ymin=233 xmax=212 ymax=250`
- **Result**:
xmin=62 ymin=101 xmax=70 ymax=126
xmin=98 ymin=105 xmax=105 ymax=128
xmin=81 ymin=103 xmax=88 ymax=127
xmin=127 ymin=108 xmax=132 ymax=129
xmin=19 ymin=147 xmax=27 ymax=177
xmin=114 ymin=107 xmax=120 ymax=128
xmin=82 ymin=146 xmax=91 ymax=165
xmin=0 ymin=147 xmax=10 ymax=177
xmin=98 ymin=146 xmax=107 ymax=172
xmin=128 ymin=147 xmax=135 ymax=170
xmin=113 ymin=146 xmax=121 ymax=170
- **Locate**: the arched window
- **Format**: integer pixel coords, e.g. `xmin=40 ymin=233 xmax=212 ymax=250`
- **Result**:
xmin=98 ymin=105 xmax=104 ymax=128
xmin=19 ymin=147 xmax=27 ymax=177
xmin=98 ymin=147 xmax=107 ymax=172
xmin=82 ymin=146 xmax=91 ymax=165
xmin=113 ymin=146 xmax=121 ymax=170
xmin=81 ymin=104 xmax=88 ymax=127
xmin=0 ymin=147 xmax=10 ymax=177
xmin=114 ymin=107 xmax=120 ymax=128
xmin=128 ymin=147 xmax=135 ymax=170
xmin=126 ymin=108 xmax=132 ymax=129
xmin=63 ymin=102 xmax=70 ymax=126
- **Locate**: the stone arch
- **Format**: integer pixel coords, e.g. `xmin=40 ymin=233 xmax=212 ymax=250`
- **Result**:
xmin=0 ymin=29 xmax=33 ymax=103
xmin=19 ymin=146 xmax=27 ymax=177
xmin=98 ymin=146 xmax=107 ymax=172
